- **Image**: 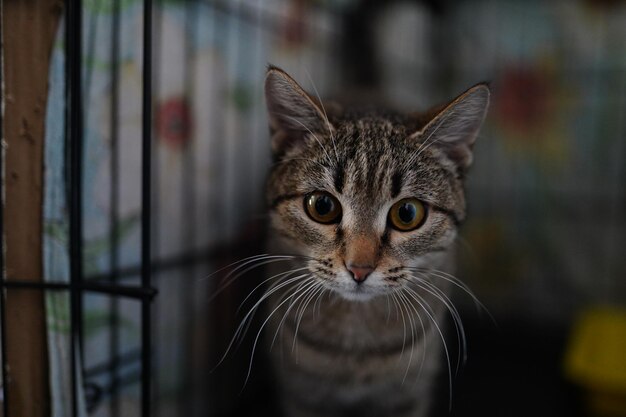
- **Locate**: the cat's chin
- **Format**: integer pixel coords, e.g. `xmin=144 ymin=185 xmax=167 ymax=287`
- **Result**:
xmin=336 ymin=287 xmax=381 ymax=303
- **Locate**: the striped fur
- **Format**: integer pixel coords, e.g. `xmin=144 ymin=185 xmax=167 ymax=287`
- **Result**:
xmin=263 ymin=67 xmax=489 ymax=417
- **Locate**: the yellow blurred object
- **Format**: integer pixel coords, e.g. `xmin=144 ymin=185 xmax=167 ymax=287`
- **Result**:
xmin=565 ymin=308 xmax=626 ymax=417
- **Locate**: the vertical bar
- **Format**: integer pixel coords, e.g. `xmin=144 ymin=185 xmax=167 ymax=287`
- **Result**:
xmin=66 ymin=0 xmax=83 ymax=416
xmin=151 ymin=0 xmax=162 ymax=414
xmin=109 ymin=0 xmax=121 ymax=414
xmin=0 ymin=2 xmax=9 ymax=413
xmin=3 ymin=2 xmax=58 ymax=414
xmin=141 ymin=0 xmax=153 ymax=415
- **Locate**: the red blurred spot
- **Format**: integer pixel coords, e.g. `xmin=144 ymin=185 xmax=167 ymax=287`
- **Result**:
xmin=156 ymin=97 xmax=192 ymax=148
xmin=494 ymin=67 xmax=552 ymax=135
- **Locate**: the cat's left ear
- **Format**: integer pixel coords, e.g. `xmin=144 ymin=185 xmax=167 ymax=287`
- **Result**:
xmin=265 ymin=65 xmax=333 ymax=156
xmin=411 ymin=84 xmax=490 ymax=174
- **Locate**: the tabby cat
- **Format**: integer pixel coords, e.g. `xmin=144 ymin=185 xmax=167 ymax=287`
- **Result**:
xmin=261 ymin=66 xmax=489 ymax=417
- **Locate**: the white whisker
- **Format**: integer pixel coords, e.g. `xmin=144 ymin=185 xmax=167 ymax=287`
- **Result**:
xmin=391 ymin=292 xmax=407 ymax=363
xmin=202 ymin=254 xmax=293 ymax=282
xmin=292 ymin=283 xmax=325 ymax=362
xmin=404 ymin=274 xmax=467 ymax=372
xmin=235 ymin=267 xmax=310 ymax=315
xmin=397 ymin=288 xmax=427 ymax=386
xmin=400 ymin=286 xmax=453 ymax=411
xmin=304 ymin=68 xmax=339 ymax=163
xmin=278 ymin=113 xmax=334 ymax=166
xmin=242 ymin=278 xmax=318 ymax=389
xmin=270 ymin=278 xmax=315 ymax=351
xmin=396 ymin=291 xmax=416 ymax=384
xmin=410 ymin=267 xmax=495 ymax=325
xmin=209 ymin=256 xmax=301 ymax=302
xmin=213 ymin=274 xmax=307 ymax=370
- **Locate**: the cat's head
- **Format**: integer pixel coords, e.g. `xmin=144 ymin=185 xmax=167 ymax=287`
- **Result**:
xmin=265 ymin=66 xmax=489 ymax=301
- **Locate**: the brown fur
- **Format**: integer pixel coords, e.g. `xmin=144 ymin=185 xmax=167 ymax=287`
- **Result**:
xmin=263 ymin=66 xmax=489 ymax=417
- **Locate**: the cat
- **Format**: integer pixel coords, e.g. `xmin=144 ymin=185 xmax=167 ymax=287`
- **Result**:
xmin=259 ymin=65 xmax=489 ymax=417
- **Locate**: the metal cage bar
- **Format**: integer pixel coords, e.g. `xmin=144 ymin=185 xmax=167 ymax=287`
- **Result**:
xmin=141 ymin=0 xmax=154 ymax=415
xmin=65 ymin=0 xmax=84 ymax=416
xmin=0 ymin=0 xmax=156 ymax=415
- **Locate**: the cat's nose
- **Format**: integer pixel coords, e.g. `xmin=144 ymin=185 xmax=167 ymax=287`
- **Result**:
xmin=347 ymin=264 xmax=374 ymax=283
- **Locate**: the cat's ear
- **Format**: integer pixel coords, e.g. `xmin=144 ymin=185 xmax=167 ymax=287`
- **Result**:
xmin=265 ymin=65 xmax=332 ymax=155
xmin=411 ymin=83 xmax=490 ymax=174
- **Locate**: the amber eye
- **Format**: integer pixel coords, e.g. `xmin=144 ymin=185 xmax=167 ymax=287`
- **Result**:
xmin=304 ymin=192 xmax=342 ymax=224
xmin=388 ymin=198 xmax=427 ymax=231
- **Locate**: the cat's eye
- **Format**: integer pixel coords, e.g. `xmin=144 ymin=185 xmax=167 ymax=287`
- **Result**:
xmin=304 ymin=192 xmax=342 ymax=224
xmin=388 ymin=198 xmax=427 ymax=231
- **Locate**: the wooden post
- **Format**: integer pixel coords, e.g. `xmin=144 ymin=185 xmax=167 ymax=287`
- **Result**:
xmin=2 ymin=0 xmax=62 ymax=415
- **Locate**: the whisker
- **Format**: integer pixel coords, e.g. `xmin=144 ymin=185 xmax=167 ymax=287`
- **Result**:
xmin=201 ymin=254 xmax=291 ymax=282
xmin=414 ymin=109 xmax=457 ymax=158
xmin=399 ymin=286 xmax=453 ymax=411
xmin=304 ymin=68 xmax=339 ymax=164
xmin=391 ymin=292 xmax=407 ymax=362
xmin=209 ymin=256 xmax=302 ymax=302
xmin=403 ymin=108 xmax=458 ymax=172
xmin=237 ymin=274 xmax=309 ymax=340
xmin=313 ymin=287 xmax=327 ymax=320
xmin=233 ymin=272 xmax=310 ymax=353
xmin=278 ymin=113 xmax=334 ymax=166
xmin=397 ymin=288 xmax=427 ymax=385
xmin=212 ymin=274 xmax=307 ymax=371
xmin=403 ymin=274 xmax=467 ymax=373
xmin=410 ymin=267 xmax=496 ymax=325
xmin=269 ymin=278 xmax=315 ymax=351
xmin=242 ymin=278 xmax=318 ymax=390
xmin=396 ymin=291 xmax=416 ymax=384
xmin=235 ymin=267 xmax=310 ymax=315
xmin=292 ymin=283 xmax=325 ymax=359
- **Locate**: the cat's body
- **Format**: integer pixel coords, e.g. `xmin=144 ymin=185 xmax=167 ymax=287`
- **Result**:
xmin=262 ymin=66 xmax=489 ymax=417
xmin=266 ymin=253 xmax=449 ymax=417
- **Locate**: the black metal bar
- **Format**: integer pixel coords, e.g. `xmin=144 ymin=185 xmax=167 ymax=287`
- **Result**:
xmin=151 ymin=0 xmax=163 ymax=413
xmin=66 ymin=0 xmax=84 ymax=415
xmin=141 ymin=0 xmax=154 ymax=414
xmin=0 ymin=280 xmax=158 ymax=301
xmin=82 ymin=232 xmax=266 ymax=286
xmin=109 ymin=0 xmax=121 ymax=413
xmin=0 ymin=9 xmax=9 ymax=415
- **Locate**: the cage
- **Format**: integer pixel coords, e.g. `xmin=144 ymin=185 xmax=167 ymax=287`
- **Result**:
xmin=1 ymin=0 xmax=625 ymax=416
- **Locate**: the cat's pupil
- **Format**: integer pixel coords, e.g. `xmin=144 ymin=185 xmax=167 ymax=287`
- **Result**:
xmin=315 ymin=196 xmax=334 ymax=215
xmin=398 ymin=203 xmax=416 ymax=224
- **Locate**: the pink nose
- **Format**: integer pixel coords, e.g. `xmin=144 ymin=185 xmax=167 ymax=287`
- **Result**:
xmin=347 ymin=264 xmax=374 ymax=283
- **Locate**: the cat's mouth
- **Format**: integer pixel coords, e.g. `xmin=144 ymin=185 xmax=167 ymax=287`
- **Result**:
xmin=341 ymin=286 xmax=378 ymax=302
xmin=333 ymin=276 xmax=384 ymax=302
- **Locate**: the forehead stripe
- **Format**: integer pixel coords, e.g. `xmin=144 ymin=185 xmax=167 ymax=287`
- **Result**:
xmin=270 ymin=193 xmax=301 ymax=208
xmin=391 ymin=170 xmax=403 ymax=199
xmin=333 ymin=163 xmax=345 ymax=194
xmin=430 ymin=205 xmax=462 ymax=226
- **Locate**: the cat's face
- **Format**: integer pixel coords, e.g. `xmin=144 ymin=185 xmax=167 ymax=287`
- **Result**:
xmin=265 ymin=66 xmax=489 ymax=301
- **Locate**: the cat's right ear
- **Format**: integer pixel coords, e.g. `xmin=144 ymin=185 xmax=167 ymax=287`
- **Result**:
xmin=265 ymin=65 xmax=332 ymax=156
xmin=410 ymin=83 xmax=490 ymax=175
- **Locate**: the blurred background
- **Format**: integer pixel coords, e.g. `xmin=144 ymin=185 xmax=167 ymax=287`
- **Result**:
xmin=2 ymin=0 xmax=626 ymax=416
